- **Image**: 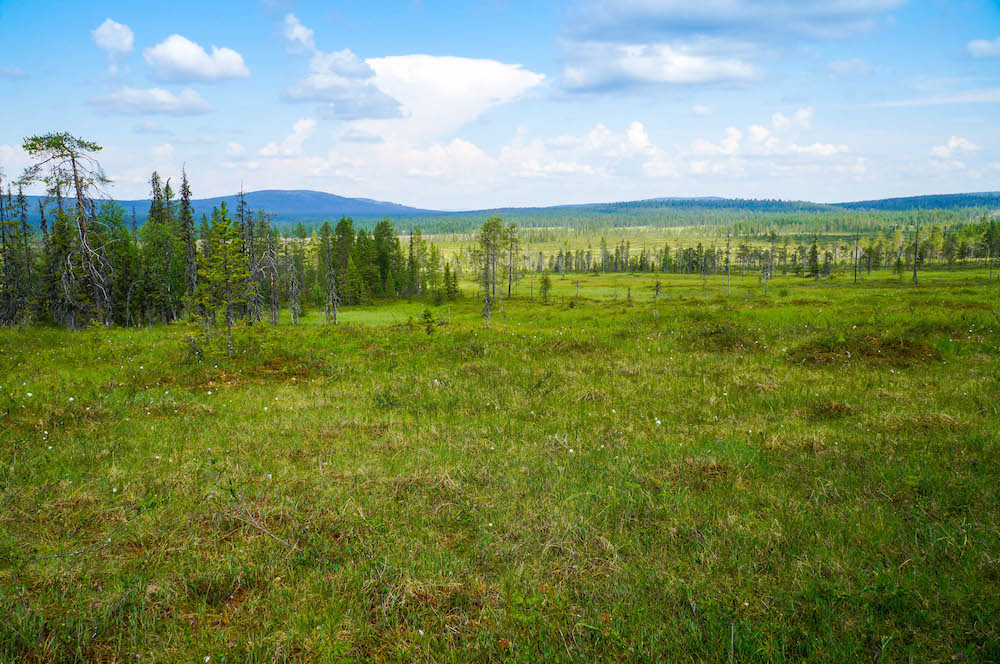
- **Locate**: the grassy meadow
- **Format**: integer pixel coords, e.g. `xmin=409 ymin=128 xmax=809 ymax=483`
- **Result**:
xmin=1 ymin=270 xmax=999 ymax=662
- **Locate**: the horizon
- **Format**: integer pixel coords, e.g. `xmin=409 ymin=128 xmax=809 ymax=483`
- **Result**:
xmin=1 ymin=1 xmax=998 ymax=208
xmin=15 ymin=187 xmax=1000 ymax=216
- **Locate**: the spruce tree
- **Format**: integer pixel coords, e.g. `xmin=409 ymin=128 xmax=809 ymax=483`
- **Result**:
xmin=198 ymin=202 xmax=249 ymax=357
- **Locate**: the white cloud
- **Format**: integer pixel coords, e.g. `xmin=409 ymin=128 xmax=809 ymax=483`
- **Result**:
xmin=967 ymin=36 xmax=1000 ymax=58
xmin=144 ymin=35 xmax=250 ymax=82
xmin=284 ymin=48 xmax=401 ymax=119
xmin=692 ymin=104 xmax=713 ymax=116
xmin=92 ymin=18 xmax=133 ymax=74
xmin=405 ymin=139 xmax=494 ymax=178
xmin=362 ymin=55 xmax=545 ymax=139
xmin=691 ymin=127 xmax=743 ymax=156
xmin=683 ymin=107 xmax=854 ymax=177
xmin=771 ymin=107 xmax=814 ymax=130
xmin=827 ymin=58 xmax=872 ymax=75
xmin=930 ymin=136 xmax=979 ymax=160
xmin=92 ymin=18 xmax=133 ymax=55
xmin=225 ymin=142 xmax=247 ymax=158
xmin=152 ymin=143 xmax=174 ymax=160
xmin=283 ymin=14 xmax=315 ymax=53
xmin=260 ymin=118 xmax=317 ymax=157
xmin=87 ymin=87 xmax=212 ymax=115
xmin=0 ymin=67 xmax=27 ymax=79
xmin=560 ymin=1 xmax=902 ymax=94
xmin=790 ymin=142 xmax=847 ymax=157
xmin=563 ymin=42 xmax=759 ymax=90
xmin=278 ymin=13 xmax=400 ymax=120
xmin=0 ymin=144 xmax=31 ymax=179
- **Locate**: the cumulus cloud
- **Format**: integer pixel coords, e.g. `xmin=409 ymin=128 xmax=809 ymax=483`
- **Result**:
xmin=93 ymin=18 xmax=133 ymax=54
xmin=681 ymin=106 xmax=852 ymax=179
xmin=498 ymin=121 xmax=670 ymax=180
xmin=87 ymin=87 xmax=212 ymax=115
xmin=563 ymin=42 xmax=759 ymax=90
xmin=92 ymin=18 xmax=134 ymax=73
xmin=283 ymin=49 xmax=401 ymax=120
xmin=278 ymin=14 xmax=400 ymax=120
xmin=259 ymin=118 xmax=317 ymax=157
xmin=967 ymin=37 xmax=1000 ymax=58
xmin=144 ymin=35 xmax=250 ymax=82
xmin=283 ymin=14 xmax=315 ymax=53
xmin=930 ymin=136 xmax=979 ymax=160
xmin=771 ymin=107 xmax=814 ymax=130
xmin=362 ymin=55 xmax=545 ymax=138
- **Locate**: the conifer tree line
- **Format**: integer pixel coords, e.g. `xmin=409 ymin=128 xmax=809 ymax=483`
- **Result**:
xmin=461 ymin=219 xmax=999 ymax=283
xmin=0 ymin=133 xmax=460 ymax=329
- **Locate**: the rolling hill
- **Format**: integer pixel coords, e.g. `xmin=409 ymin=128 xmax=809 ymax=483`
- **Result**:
xmin=17 ymin=189 xmax=998 ymax=232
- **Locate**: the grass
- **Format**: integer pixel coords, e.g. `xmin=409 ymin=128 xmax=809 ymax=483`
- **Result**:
xmin=1 ymin=270 xmax=999 ymax=662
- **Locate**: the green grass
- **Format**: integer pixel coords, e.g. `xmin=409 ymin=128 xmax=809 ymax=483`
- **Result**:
xmin=1 ymin=271 xmax=999 ymax=662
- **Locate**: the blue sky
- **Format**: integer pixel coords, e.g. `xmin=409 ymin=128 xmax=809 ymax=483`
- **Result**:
xmin=0 ymin=0 xmax=997 ymax=208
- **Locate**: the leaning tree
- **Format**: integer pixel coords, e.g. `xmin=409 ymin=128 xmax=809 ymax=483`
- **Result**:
xmin=20 ymin=132 xmax=112 ymax=325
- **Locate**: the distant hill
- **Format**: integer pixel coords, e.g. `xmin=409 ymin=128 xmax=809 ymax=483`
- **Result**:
xmin=21 ymin=189 xmax=437 ymax=227
xmin=15 ymin=189 xmax=999 ymax=232
xmin=183 ymin=190 xmax=436 ymax=224
xmin=832 ymin=192 xmax=1000 ymax=212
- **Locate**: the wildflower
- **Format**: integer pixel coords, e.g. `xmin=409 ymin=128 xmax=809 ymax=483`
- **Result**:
xmin=27 ymin=393 xmax=32 ymax=397
xmin=69 ymin=397 xmax=74 ymax=402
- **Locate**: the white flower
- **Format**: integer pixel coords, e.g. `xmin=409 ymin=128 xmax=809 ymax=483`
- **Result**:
xmin=26 ymin=393 xmax=32 ymax=397
xmin=112 ymin=488 xmax=117 ymax=493
xmin=568 ymin=449 xmax=574 ymax=454
xmin=69 ymin=397 xmax=74 ymax=402
xmin=207 ymin=391 xmax=212 ymax=395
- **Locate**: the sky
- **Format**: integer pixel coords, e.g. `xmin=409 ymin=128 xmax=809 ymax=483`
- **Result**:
xmin=0 ymin=0 xmax=998 ymax=209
